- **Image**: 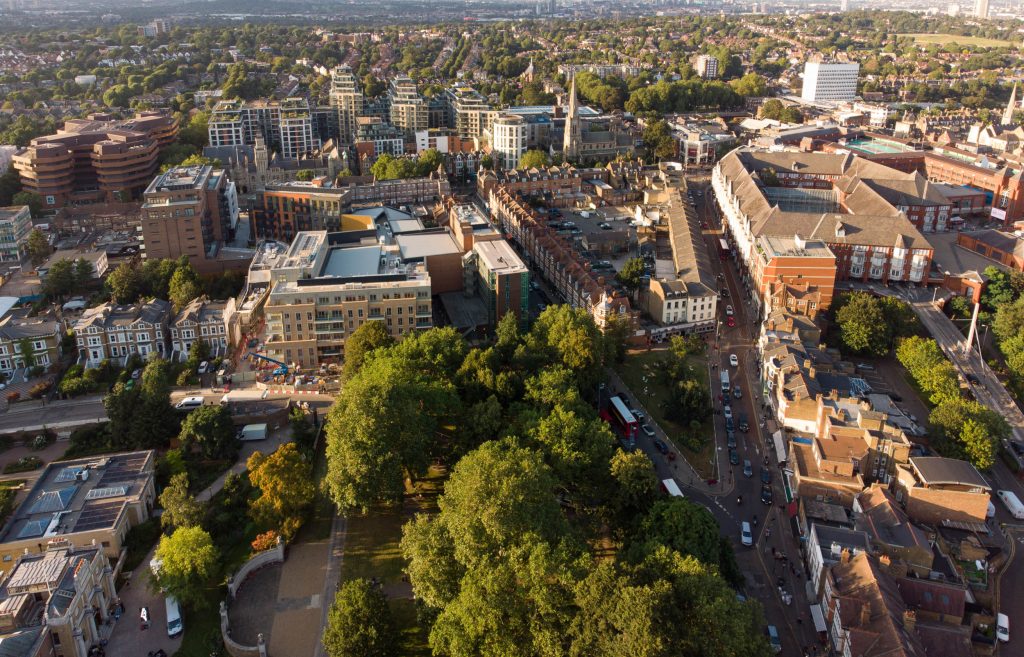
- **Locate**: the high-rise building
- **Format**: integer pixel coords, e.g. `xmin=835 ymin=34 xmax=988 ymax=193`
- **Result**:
xmin=695 ymin=55 xmax=719 ymax=80
xmin=12 ymin=112 xmax=179 ymax=209
xmin=0 ymin=205 xmax=32 ymax=262
xmin=208 ymin=98 xmax=321 ymax=158
xmin=329 ymin=66 xmax=365 ymax=145
xmin=563 ymin=75 xmax=582 ymax=160
xmin=444 ymin=85 xmax=497 ymax=139
xmin=975 ymin=0 xmax=989 ymax=18
xmin=388 ymin=76 xmax=429 ymax=136
xmin=840 ymin=0 xmax=848 ymax=11
xmin=800 ymin=61 xmax=859 ymax=103
xmin=139 ymin=165 xmax=239 ymax=269
xmin=490 ymin=114 xmax=528 ymax=170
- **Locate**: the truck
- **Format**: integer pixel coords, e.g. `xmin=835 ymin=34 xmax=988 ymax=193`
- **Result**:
xmin=720 ymin=370 xmax=730 ymax=393
xmin=238 ymin=423 xmax=268 ymax=442
xmin=997 ymin=489 xmax=1024 ymax=519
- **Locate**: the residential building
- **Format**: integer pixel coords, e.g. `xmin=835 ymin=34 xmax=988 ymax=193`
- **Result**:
xmin=389 ymin=76 xmax=428 ymax=136
xmin=955 ymin=229 xmax=1024 ymax=271
xmin=0 ymin=450 xmax=156 ymax=570
xmin=465 ymin=239 xmax=529 ymax=328
xmin=12 ymin=112 xmax=179 ymax=209
xmin=695 ymin=54 xmax=719 ymax=80
xmin=444 ymin=85 xmax=496 ymax=140
xmin=671 ymin=121 xmax=736 ymax=166
xmin=806 ymin=523 xmax=870 ymax=599
xmin=354 ymin=116 xmax=406 ymax=160
xmin=0 ymin=205 xmax=32 ymax=262
xmin=139 ymin=165 xmax=239 ymax=270
xmin=975 ymin=0 xmax=988 ymax=18
xmin=137 ymin=18 xmax=169 ymax=36
xmin=329 ymin=65 xmax=365 ymax=145
xmin=0 ymin=546 xmax=118 ymax=657
xmin=170 ymin=296 xmax=230 ymax=359
xmin=0 ymin=312 xmax=61 ymax=373
xmin=801 ymin=61 xmax=859 ymax=103
xmin=643 ymin=169 xmax=717 ymax=333
xmin=822 ymin=552 xmax=973 ymax=657
xmin=72 ymin=299 xmax=171 ymax=366
xmin=750 ymin=235 xmax=836 ymax=318
xmin=853 ymin=484 xmax=933 ymax=576
xmin=208 ymin=98 xmax=322 ymax=158
xmin=261 ymin=231 xmax=433 ymax=368
xmin=892 ymin=457 xmax=992 ymax=526
xmin=490 ymin=114 xmax=528 ymax=170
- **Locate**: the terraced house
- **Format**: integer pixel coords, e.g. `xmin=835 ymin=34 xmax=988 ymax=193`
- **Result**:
xmin=0 ymin=312 xmax=62 ymax=374
xmin=71 ymin=299 xmax=171 ymax=367
xmin=170 ymin=296 xmax=230 ymax=359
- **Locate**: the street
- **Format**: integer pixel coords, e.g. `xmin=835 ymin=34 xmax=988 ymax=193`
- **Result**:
xmin=617 ymin=178 xmax=822 ymax=657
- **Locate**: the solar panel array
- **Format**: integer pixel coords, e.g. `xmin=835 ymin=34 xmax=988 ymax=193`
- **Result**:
xmin=74 ymin=500 xmax=124 ymax=532
xmin=97 ymin=454 xmax=148 ymax=486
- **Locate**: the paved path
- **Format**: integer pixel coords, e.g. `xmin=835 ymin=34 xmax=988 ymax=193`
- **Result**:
xmin=267 ymin=538 xmax=331 ymax=657
xmin=314 ymin=514 xmax=348 ymax=657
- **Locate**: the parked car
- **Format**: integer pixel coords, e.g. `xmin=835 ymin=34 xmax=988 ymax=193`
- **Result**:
xmin=997 ymin=612 xmax=1009 ymax=643
xmin=729 ymin=354 xmax=739 ymax=367
xmin=723 ymin=405 xmax=733 ymax=420
xmin=653 ymin=438 xmax=669 ymax=455
xmin=760 ymin=467 xmax=771 ymax=484
xmin=727 ymin=316 xmax=736 ymax=327
xmin=727 ymin=431 xmax=737 ymax=448
xmin=197 ymin=361 xmax=209 ymax=375
xmin=741 ymin=521 xmax=753 ymax=546
xmin=641 ymin=424 xmax=655 ymax=437
xmin=733 ymin=385 xmax=742 ymax=399
xmin=725 ymin=305 xmax=734 ymax=316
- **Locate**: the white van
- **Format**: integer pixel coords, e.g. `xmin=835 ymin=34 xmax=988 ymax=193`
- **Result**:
xmin=741 ymin=521 xmax=753 ymax=546
xmin=997 ymin=490 xmax=1024 ymax=520
xmin=238 ymin=424 xmax=268 ymax=442
xmin=996 ymin=612 xmax=1009 ymax=643
xmin=174 ymin=396 xmax=204 ymax=410
xmin=166 ymin=596 xmax=183 ymax=638
xmin=766 ymin=625 xmax=782 ymax=654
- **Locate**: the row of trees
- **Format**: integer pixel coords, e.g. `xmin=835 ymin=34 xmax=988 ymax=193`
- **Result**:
xmin=369 ymin=150 xmax=444 ymax=181
xmin=322 ymin=309 xmax=770 ymax=657
xmin=896 ymin=336 xmax=1009 ymax=469
xmin=106 ymin=255 xmax=245 ymax=310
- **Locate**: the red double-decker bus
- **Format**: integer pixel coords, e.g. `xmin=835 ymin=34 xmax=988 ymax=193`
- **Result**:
xmin=608 ymin=395 xmax=638 ymax=442
xmin=718 ymin=238 xmax=729 ymax=260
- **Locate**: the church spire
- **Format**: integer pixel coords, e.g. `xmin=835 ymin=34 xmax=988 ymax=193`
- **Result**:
xmin=1003 ymin=82 xmax=1018 ymax=126
xmin=563 ymin=73 xmax=581 ymax=160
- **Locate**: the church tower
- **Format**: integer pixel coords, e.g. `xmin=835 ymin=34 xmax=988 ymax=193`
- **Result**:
xmin=563 ymin=74 xmax=582 ymax=160
xmin=1002 ymin=83 xmax=1018 ymax=126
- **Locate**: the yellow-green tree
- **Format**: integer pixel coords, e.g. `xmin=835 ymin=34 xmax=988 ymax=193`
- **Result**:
xmin=248 ymin=443 xmax=315 ymax=541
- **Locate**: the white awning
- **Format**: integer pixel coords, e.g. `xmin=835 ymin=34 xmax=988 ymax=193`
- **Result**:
xmin=810 ymin=603 xmax=827 ymax=633
xmin=773 ymin=430 xmax=787 ymax=463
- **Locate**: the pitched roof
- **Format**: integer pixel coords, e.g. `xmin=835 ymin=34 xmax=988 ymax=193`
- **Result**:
xmin=856 ymin=484 xmax=931 ymax=552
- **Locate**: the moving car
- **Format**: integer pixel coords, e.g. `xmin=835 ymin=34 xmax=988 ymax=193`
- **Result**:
xmin=760 ymin=467 xmax=771 ymax=484
xmin=733 ymin=385 xmax=742 ymax=399
xmin=729 ymin=449 xmax=740 ymax=465
xmin=725 ymin=305 xmax=734 ymax=316
xmin=641 ymin=424 xmax=655 ymax=437
xmin=723 ymin=405 xmax=733 ymax=420
xmin=741 ymin=521 xmax=753 ymax=546
xmin=653 ymin=438 xmax=669 ymax=455
xmin=197 ymin=360 xmax=209 ymax=375
xmin=738 ymin=413 xmax=749 ymax=432
xmin=729 ymin=354 xmax=739 ymax=367
xmin=727 ymin=316 xmax=736 ymax=327
xmin=743 ymin=459 xmax=752 ymax=477
xmin=761 ymin=484 xmax=773 ymax=505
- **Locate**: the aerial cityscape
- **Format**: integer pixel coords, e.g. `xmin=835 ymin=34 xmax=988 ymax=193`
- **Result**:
xmin=0 ymin=2 xmax=1023 ymax=657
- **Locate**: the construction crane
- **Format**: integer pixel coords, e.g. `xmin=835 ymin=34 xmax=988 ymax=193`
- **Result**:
xmin=247 ymin=352 xmax=289 ymax=376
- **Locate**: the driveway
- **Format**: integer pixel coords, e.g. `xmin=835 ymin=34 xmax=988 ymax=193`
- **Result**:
xmin=102 ymin=544 xmax=183 ymax=657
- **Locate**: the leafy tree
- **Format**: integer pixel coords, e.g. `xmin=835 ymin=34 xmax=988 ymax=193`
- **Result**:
xmin=73 ymin=258 xmax=94 ymax=289
xmin=878 ymin=296 xmax=921 ymax=344
xmin=642 ymin=119 xmax=675 ymax=160
xmin=168 ymin=262 xmax=201 ymax=311
xmin=289 ymin=406 xmax=316 ymax=456
xmin=247 ymin=443 xmax=315 ymax=541
xmin=608 ymin=449 xmax=657 ymax=527
xmin=295 ymin=169 xmax=315 ymax=181
xmin=326 ymin=354 xmax=457 ymax=512
xmin=26 ymin=229 xmax=50 ymax=267
xmin=341 ymin=320 xmax=395 ymax=381
xmin=993 ymin=295 xmax=1024 ymax=343
xmin=178 ymin=405 xmax=239 ymax=461
xmin=664 ymin=378 xmax=710 ymax=425
xmin=461 ymin=394 xmax=505 ymax=451
xmin=896 ymin=336 xmax=960 ymax=405
xmin=152 ymin=526 xmax=218 ymax=609
xmin=529 ymin=404 xmax=615 ymax=495
xmin=629 ymin=497 xmax=721 ymax=566
xmin=106 ymin=260 xmax=143 ymax=304
xmin=617 ymin=257 xmax=646 ymax=295
xmin=526 ymin=306 xmax=604 ymax=389
xmin=930 ymin=397 xmax=1008 ymax=470
xmin=159 ymin=472 xmax=205 ymax=530
xmin=518 ymin=149 xmax=550 ymax=169
xmin=980 ymin=265 xmax=1024 ymax=312
xmin=571 ymin=547 xmax=772 ymax=657
xmin=401 ymin=514 xmax=464 ymax=609
xmin=322 ymin=579 xmax=398 ymax=657
xmin=11 ymin=191 xmax=42 ymax=219
xmin=835 ymin=292 xmax=890 ymax=356
xmin=42 ymin=259 xmax=76 ymax=299
xmin=729 ymin=72 xmax=768 ymax=97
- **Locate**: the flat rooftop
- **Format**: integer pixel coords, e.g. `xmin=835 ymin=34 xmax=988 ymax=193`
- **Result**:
xmin=396 ymin=233 xmax=461 ymax=261
xmin=320 ymin=245 xmax=383 ymax=278
xmin=0 ymin=206 xmax=28 ymax=223
xmin=0 ymin=451 xmax=154 ymax=544
xmin=758 ymin=234 xmax=835 ymax=259
xmin=474 ymin=239 xmax=528 ymax=274
xmin=147 ymin=165 xmax=210 ymax=193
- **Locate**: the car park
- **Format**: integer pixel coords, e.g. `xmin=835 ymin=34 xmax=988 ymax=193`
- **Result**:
xmin=729 ymin=354 xmax=738 ymax=367
xmin=729 ymin=449 xmax=740 ymax=465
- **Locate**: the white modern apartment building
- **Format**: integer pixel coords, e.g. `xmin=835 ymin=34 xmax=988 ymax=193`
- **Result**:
xmin=490 ymin=114 xmax=528 ymax=170
xmin=695 ymin=55 xmax=719 ymax=80
xmin=329 ymin=66 xmax=365 ymax=145
xmin=801 ymin=61 xmax=859 ymax=103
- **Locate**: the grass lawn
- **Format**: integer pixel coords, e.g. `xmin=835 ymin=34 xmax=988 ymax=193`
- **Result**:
xmin=899 ymin=32 xmax=1012 ymax=47
xmin=174 ymin=589 xmax=226 ymax=657
xmin=614 ymin=349 xmax=716 ymax=479
xmin=338 ymin=466 xmax=444 ymax=657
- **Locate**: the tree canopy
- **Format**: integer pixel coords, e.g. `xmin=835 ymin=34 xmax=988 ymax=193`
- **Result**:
xmin=322 ymin=579 xmax=398 ymax=657
xmin=152 ymin=526 xmax=218 ymax=609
